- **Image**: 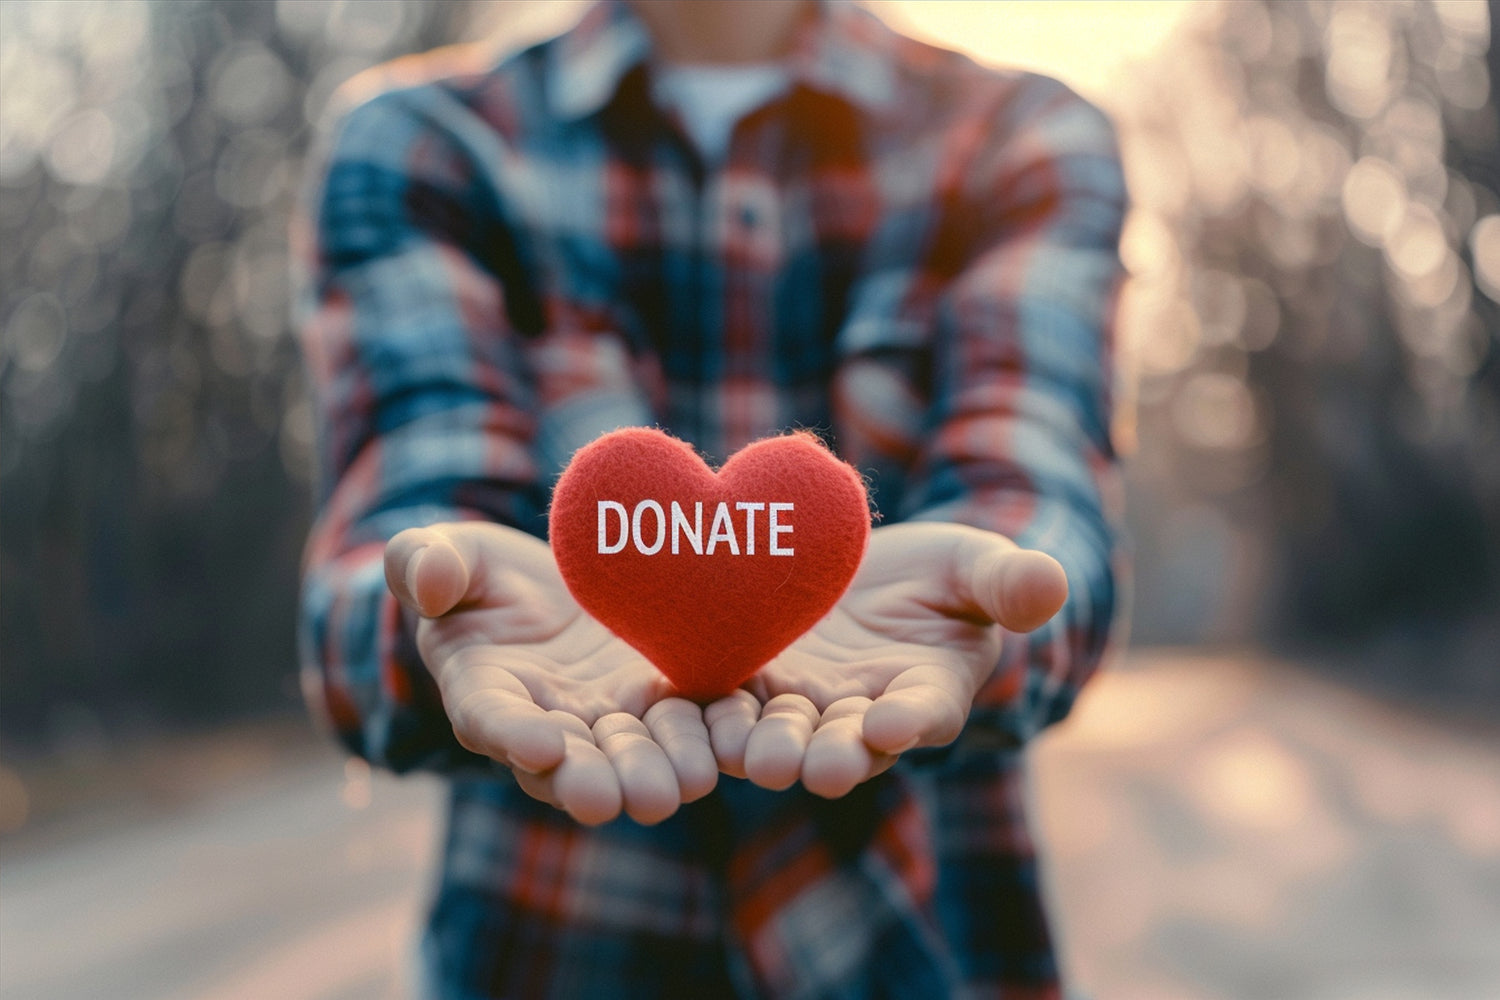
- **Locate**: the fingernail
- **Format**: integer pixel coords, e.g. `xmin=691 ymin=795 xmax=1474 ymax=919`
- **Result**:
xmin=405 ymin=545 xmax=428 ymax=607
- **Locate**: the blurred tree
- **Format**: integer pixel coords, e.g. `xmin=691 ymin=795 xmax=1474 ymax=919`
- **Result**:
xmin=0 ymin=0 xmax=478 ymax=753
xmin=1120 ymin=0 xmax=1499 ymax=705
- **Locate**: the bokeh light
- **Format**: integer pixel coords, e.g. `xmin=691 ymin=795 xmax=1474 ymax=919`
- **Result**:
xmin=1110 ymin=0 xmax=1499 ymax=665
xmin=0 ymin=0 xmax=495 ymax=751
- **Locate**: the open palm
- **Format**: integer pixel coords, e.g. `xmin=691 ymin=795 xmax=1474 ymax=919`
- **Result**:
xmin=385 ymin=522 xmax=717 ymax=826
xmin=703 ymin=522 xmax=1069 ymax=797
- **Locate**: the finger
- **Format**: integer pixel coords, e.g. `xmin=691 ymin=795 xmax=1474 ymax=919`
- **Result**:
xmin=513 ymin=766 xmax=560 ymax=808
xmin=956 ymin=532 xmax=1069 ymax=633
xmin=502 ymin=712 xmax=593 ymax=809
xmin=644 ymin=699 xmax=718 ymax=802
xmin=743 ymin=694 xmax=819 ymax=791
xmin=594 ymin=713 xmax=681 ymax=825
xmin=443 ymin=664 xmax=568 ymax=773
xmin=705 ymin=690 xmax=760 ymax=779
xmin=385 ymin=526 xmax=472 ymax=618
xmin=862 ymin=664 xmax=973 ymax=754
xmin=802 ymin=697 xmax=890 ymax=799
xmin=386 ymin=522 xmax=557 ymax=619
xmin=549 ymin=717 xmax=624 ymax=826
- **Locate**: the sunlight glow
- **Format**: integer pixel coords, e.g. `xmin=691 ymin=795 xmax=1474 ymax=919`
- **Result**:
xmin=1190 ymin=730 xmax=1316 ymax=833
xmin=866 ymin=1 xmax=1198 ymax=104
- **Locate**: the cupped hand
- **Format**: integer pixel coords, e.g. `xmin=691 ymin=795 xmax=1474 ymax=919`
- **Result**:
xmin=704 ymin=522 xmax=1069 ymax=798
xmin=385 ymin=522 xmax=717 ymax=826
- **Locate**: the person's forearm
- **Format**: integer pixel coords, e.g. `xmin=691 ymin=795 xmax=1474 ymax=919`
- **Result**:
xmin=294 ymin=81 xmax=550 ymax=771
xmin=301 ymin=537 xmax=476 ymax=771
xmin=908 ymin=483 xmax=1119 ymax=750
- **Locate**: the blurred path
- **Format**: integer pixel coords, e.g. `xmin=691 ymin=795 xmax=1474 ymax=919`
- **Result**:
xmin=1032 ymin=651 xmax=1500 ymax=1000
xmin=3 ymin=651 xmax=1499 ymax=1000
xmin=0 ymin=743 xmax=443 ymax=1000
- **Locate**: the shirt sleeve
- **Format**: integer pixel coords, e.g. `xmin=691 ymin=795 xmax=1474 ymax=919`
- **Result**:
xmin=900 ymin=76 xmax=1128 ymax=750
xmin=293 ymin=84 xmax=544 ymax=773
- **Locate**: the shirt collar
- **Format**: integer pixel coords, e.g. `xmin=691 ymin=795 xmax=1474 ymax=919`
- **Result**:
xmin=547 ymin=0 xmax=900 ymax=122
xmin=785 ymin=1 xmax=899 ymax=113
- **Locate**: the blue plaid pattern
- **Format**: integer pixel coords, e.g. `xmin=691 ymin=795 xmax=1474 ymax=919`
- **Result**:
xmin=295 ymin=2 xmax=1125 ymax=995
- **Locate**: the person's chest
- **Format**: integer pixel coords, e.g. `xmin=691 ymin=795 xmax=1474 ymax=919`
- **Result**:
xmin=488 ymin=94 xmax=955 ymax=501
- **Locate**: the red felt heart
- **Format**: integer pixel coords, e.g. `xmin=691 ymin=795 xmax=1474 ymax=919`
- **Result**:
xmin=549 ymin=428 xmax=870 ymax=701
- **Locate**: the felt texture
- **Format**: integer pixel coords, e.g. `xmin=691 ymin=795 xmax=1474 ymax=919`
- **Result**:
xmin=550 ymin=428 xmax=871 ymax=701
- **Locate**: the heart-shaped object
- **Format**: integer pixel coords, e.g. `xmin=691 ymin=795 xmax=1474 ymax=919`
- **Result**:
xmin=549 ymin=427 xmax=870 ymax=701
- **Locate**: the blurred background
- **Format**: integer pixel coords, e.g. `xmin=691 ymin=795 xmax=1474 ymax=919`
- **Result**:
xmin=1 ymin=2 xmax=1497 ymax=998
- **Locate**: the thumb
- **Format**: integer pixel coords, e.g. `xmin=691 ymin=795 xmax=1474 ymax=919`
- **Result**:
xmin=384 ymin=525 xmax=476 ymax=618
xmin=961 ymin=535 xmax=1069 ymax=633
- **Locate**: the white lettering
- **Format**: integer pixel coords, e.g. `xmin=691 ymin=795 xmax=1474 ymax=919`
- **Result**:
xmin=632 ymin=499 xmax=666 ymax=555
xmin=598 ymin=501 xmax=628 ymax=554
xmin=769 ymin=503 xmax=794 ymax=556
xmin=671 ymin=501 xmax=703 ymax=555
xmin=705 ymin=501 xmax=740 ymax=556
xmin=595 ymin=498 xmax=794 ymax=556
xmin=736 ymin=502 xmax=765 ymax=555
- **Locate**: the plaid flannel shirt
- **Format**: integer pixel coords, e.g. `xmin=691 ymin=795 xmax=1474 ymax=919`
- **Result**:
xmin=295 ymin=2 xmax=1125 ymax=996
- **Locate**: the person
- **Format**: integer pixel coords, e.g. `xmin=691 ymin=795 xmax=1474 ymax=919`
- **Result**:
xmin=294 ymin=0 xmax=1125 ymax=995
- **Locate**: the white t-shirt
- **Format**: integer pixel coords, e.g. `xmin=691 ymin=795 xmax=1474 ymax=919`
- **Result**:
xmin=651 ymin=63 xmax=791 ymax=163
